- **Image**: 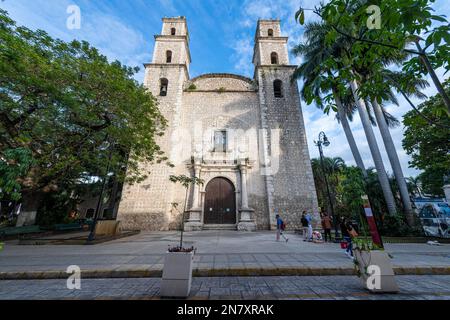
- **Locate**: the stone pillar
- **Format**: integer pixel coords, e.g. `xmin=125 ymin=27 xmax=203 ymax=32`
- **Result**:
xmin=238 ymin=161 xmax=256 ymax=231
xmin=184 ymin=162 xmax=203 ymax=231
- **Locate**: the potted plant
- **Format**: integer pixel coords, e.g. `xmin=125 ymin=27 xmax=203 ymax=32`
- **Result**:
xmin=353 ymin=237 xmax=399 ymax=293
xmin=160 ymin=175 xmax=203 ymax=298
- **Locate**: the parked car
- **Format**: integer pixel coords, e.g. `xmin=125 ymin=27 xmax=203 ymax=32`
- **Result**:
xmin=418 ymin=203 xmax=450 ymax=238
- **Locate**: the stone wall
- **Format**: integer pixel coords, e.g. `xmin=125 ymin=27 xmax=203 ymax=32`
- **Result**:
xmin=181 ymin=86 xmax=269 ymax=229
xmin=185 ymin=74 xmax=256 ymax=92
xmin=256 ymin=66 xmax=320 ymax=230
xmin=117 ymin=62 xmax=188 ymax=231
xmin=117 ymin=18 xmax=318 ymax=232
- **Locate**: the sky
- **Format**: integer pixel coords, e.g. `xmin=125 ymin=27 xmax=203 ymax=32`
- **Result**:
xmin=1 ymin=0 xmax=448 ymax=178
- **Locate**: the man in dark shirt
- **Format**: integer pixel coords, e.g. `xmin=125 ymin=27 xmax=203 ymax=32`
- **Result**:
xmin=321 ymin=213 xmax=332 ymax=242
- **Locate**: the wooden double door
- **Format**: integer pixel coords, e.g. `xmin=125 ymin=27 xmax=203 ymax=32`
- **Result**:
xmin=203 ymin=177 xmax=236 ymax=224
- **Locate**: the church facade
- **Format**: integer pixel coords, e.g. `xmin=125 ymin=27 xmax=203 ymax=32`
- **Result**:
xmin=117 ymin=17 xmax=319 ymax=231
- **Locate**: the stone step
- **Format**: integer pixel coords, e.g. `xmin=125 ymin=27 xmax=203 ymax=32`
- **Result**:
xmin=202 ymin=224 xmax=237 ymax=231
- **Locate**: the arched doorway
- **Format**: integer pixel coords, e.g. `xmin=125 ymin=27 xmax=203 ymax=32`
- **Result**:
xmin=204 ymin=177 xmax=236 ymax=224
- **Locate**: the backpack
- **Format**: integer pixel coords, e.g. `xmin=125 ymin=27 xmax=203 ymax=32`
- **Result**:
xmin=301 ymin=216 xmax=308 ymax=227
xmin=281 ymin=221 xmax=286 ymax=231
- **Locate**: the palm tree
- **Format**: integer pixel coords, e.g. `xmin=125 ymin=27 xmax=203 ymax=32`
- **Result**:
xmin=360 ymin=64 xmax=429 ymax=225
xmin=406 ymin=176 xmax=422 ymax=198
xmin=348 ymin=77 xmax=397 ymax=215
xmin=293 ymin=22 xmax=398 ymax=216
xmin=311 ymin=156 xmax=346 ymax=214
xmin=293 ymin=24 xmax=367 ymax=176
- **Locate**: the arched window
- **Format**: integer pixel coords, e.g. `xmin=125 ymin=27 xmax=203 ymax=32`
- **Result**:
xmin=271 ymin=52 xmax=278 ymax=65
xmin=274 ymin=80 xmax=283 ymax=98
xmin=166 ymin=50 xmax=172 ymax=63
xmin=268 ymin=29 xmax=274 ymax=36
xmin=160 ymin=78 xmax=168 ymax=96
xmin=171 ymin=28 xmax=176 ymax=35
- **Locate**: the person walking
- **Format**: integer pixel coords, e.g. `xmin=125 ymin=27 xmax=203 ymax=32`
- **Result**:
xmin=306 ymin=211 xmax=313 ymax=242
xmin=321 ymin=213 xmax=332 ymax=242
xmin=301 ymin=211 xmax=309 ymax=241
xmin=275 ymin=214 xmax=289 ymax=242
xmin=340 ymin=217 xmax=356 ymax=259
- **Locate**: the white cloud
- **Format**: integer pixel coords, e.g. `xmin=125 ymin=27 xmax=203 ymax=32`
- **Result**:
xmin=230 ymin=36 xmax=254 ymax=76
xmin=2 ymin=0 xmax=151 ymax=82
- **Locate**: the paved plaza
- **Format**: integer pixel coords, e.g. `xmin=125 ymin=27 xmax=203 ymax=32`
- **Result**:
xmin=1 ymin=275 xmax=449 ymax=300
xmin=1 ymin=231 xmax=449 ymax=300
xmin=0 ymin=231 xmax=449 ymax=279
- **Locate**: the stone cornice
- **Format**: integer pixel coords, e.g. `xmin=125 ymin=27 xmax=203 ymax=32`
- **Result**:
xmin=143 ymin=63 xmax=190 ymax=80
xmin=255 ymin=36 xmax=288 ymax=42
xmin=184 ymin=89 xmax=257 ymax=93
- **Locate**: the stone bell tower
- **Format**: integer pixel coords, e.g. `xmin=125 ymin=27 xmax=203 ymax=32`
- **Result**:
xmin=117 ymin=17 xmax=191 ymax=230
xmin=253 ymin=19 xmax=320 ymax=229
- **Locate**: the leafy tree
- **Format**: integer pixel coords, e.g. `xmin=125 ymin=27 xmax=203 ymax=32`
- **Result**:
xmin=296 ymin=0 xmax=450 ymax=114
xmin=417 ymin=170 xmax=447 ymax=197
xmin=0 ymin=148 xmax=33 ymax=200
xmin=169 ymin=175 xmax=204 ymax=249
xmin=0 ymin=10 xmax=167 ymax=206
xmin=403 ymin=80 xmax=450 ymax=197
xmin=338 ymin=166 xmax=365 ymax=219
xmin=293 ymin=18 xmax=399 ymax=217
xmin=312 ymin=157 xmax=421 ymax=236
xmin=312 ymin=156 xmax=348 ymax=216
xmin=406 ymin=176 xmax=422 ymax=197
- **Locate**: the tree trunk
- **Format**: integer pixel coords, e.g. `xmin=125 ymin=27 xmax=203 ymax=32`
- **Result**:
xmin=16 ymin=191 xmax=43 ymax=226
xmin=371 ymin=99 xmax=415 ymax=225
xmin=332 ymin=87 xmax=367 ymax=178
xmin=415 ymin=42 xmax=450 ymax=114
xmin=107 ymin=175 xmax=121 ymax=219
xmin=349 ymin=78 xmax=397 ymax=216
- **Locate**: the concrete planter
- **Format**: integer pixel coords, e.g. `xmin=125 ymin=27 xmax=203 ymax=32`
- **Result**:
xmin=160 ymin=251 xmax=194 ymax=298
xmin=354 ymin=249 xmax=399 ymax=293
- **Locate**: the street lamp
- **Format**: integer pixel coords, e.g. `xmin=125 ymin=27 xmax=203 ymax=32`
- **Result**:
xmin=87 ymin=137 xmax=114 ymax=243
xmin=314 ymin=131 xmax=340 ymax=241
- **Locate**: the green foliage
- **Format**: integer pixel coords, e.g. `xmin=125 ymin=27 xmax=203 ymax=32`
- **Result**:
xmin=311 ymin=156 xmax=346 ymax=215
xmin=35 ymin=191 xmax=77 ymax=227
xmin=296 ymin=0 xmax=449 ymax=114
xmin=0 ymin=148 xmax=34 ymax=200
xmin=418 ymin=170 xmax=447 ymax=197
xmin=379 ymin=213 xmax=423 ymax=237
xmin=312 ymin=157 xmax=367 ymax=221
xmin=339 ymin=166 xmax=365 ymax=216
xmin=169 ymin=175 xmax=204 ymax=189
xmin=353 ymin=237 xmax=382 ymax=251
xmin=0 ymin=10 xmax=167 ymax=200
xmin=312 ymin=158 xmax=421 ymax=236
xmin=403 ymin=80 xmax=450 ymax=197
xmin=187 ymin=83 xmax=197 ymax=91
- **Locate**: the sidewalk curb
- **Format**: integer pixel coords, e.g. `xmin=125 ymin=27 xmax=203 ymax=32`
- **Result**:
xmin=1 ymin=266 xmax=449 ymax=280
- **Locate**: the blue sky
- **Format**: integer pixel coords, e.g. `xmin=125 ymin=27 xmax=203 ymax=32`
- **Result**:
xmin=2 ymin=0 xmax=449 ymax=178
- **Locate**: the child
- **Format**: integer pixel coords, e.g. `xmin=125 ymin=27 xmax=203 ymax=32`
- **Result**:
xmin=276 ymin=214 xmax=289 ymax=242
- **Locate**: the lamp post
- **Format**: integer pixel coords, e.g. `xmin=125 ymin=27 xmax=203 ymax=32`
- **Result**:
xmin=87 ymin=137 xmax=114 ymax=243
xmin=314 ymin=131 xmax=340 ymax=241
